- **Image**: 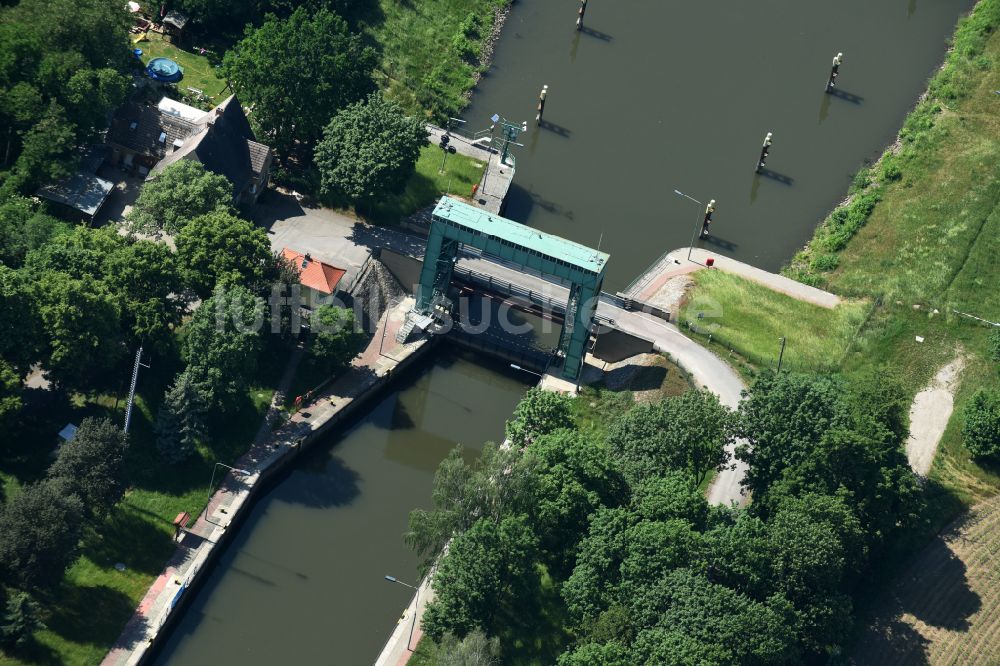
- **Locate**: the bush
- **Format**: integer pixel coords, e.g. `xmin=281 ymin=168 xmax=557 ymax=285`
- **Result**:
xmin=310 ymin=306 xmax=365 ymax=372
xmin=880 ymin=159 xmax=903 ymax=183
xmin=811 ymin=254 xmax=840 ymax=272
xmin=963 ymin=389 xmax=1000 ymax=460
xmin=989 ymin=329 xmax=1000 ymax=364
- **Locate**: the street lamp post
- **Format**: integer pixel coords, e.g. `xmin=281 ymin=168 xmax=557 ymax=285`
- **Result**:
xmin=207 ymin=462 xmax=252 ymax=501
xmin=675 ymin=189 xmax=709 ymax=263
xmin=510 ymin=363 xmax=543 ymax=378
xmin=384 ymin=575 xmax=419 ymax=652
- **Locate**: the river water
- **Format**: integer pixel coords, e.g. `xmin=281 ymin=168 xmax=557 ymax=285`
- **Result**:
xmin=152 ymin=350 xmax=528 ymax=665
xmin=151 ymin=2 xmax=975 ymax=662
xmin=464 ymin=0 xmax=973 ymax=287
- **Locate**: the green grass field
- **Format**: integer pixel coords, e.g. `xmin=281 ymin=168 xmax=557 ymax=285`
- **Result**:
xmin=364 ymin=0 xmax=509 ymax=120
xmin=138 ymin=32 xmax=228 ymax=107
xmin=679 ymin=270 xmax=870 ymax=374
xmin=366 ymin=143 xmax=486 ymax=224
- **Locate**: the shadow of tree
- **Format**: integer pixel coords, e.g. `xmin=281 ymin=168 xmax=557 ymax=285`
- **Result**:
xmin=81 ymin=507 xmax=177 ymax=576
xmin=43 ymin=583 xmax=138 ymax=647
xmin=277 ymin=455 xmax=361 ymax=509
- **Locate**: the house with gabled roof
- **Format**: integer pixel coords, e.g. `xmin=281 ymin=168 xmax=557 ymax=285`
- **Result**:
xmin=281 ymin=248 xmax=347 ymax=310
xmin=106 ymin=95 xmax=272 ymax=206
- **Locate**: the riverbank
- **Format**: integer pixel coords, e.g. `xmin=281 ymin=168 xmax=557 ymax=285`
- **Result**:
xmin=101 ymin=300 xmax=436 ymax=665
xmin=678 ymin=0 xmax=1000 ymax=514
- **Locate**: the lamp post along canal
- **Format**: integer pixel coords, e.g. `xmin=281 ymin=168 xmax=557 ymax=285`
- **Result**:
xmin=384 ymin=575 xmax=419 ymax=652
xmin=675 ymin=189 xmax=715 ymax=262
xmin=207 ymin=462 xmax=251 ymax=501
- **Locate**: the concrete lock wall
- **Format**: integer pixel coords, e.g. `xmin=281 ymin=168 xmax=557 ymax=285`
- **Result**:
xmin=379 ymin=248 xmax=423 ymax=293
xmin=592 ymin=328 xmax=654 ymax=364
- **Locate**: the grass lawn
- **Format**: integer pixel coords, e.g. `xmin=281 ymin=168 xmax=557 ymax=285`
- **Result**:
xmin=679 ymin=270 xmax=870 ymax=374
xmin=365 ymin=144 xmax=486 ymax=224
xmin=0 ymin=336 xmax=292 ymax=665
xmin=356 ymin=0 xmax=509 ymax=120
xmin=137 ymin=32 xmax=229 ymax=107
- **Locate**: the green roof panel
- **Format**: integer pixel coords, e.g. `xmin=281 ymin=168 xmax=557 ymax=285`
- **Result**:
xmin=433 ymin=196 xmax=609 ymax=275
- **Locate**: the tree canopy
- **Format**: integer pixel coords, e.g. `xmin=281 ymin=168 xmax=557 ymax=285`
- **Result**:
xmin=314 ymin=92 xmax=428 ymax=204
xmin=174 ymin=210 xmax=278 ymax=299
xmin=963 ymin=388 xmax=1000 ymax=460
xmin=183 ymin=285 xmax=265 ymax=408
xmin=0 ymin=0 xmax=130 ymax=193
xmin=47 ymin=417 xmax=127 ymax=518
xmin=310 ymin=305 xmax=365 ymax=372
xmin=223 ymin=7 xmax=376 ymax=158
xmin=126 ymin=160 xmax=233 ymax=236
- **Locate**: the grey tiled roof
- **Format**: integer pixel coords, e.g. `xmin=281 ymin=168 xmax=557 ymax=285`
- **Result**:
xmin=108 ymin=103 xmax=194 ymax=159
xmin=247 ymin=140 xmax=270 ymax=175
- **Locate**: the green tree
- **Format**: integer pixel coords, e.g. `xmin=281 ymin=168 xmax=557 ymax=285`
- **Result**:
xmin=0 ymin=477 xmax=84 ymax=591
xmin=0 ymin=591 xmax=45 ymax=650
xmin=963 ymin=389 xmax=1000 ymax=460
xmin=314 ymin=92 xmax=427 ymax=204
xmin=0 ymin=195 xmax=69 ymax=267
xmin=0 ymin=264 xmax=42 ymax=373
xmin=175 ymin=210 xmax=278 ymax=298
xmin=504 ymin=387 xmax=574 ymax=447
xmin=126 ymin=160 xmax=233 ymax=235
xmin=223 ymin=7 xmax=376 ymax=157
xmin=5 ymin=101 xmax=77 ymax=193
xmin=523 ymin=429 xmax=626 ymax=578
xmin=407 ymin=443 xmax=537 ymax=572
xmin=33 ymin=272 xmax=123 ymax=391
xmin=310 ymin=305 xmax=365 ymax=372
xmin=437 ymin=630 xmax=501 ymax=666
xmin=0 ymin=359 xmax=22 ymax=435
xmin=422 ymin=515 xmax=540 ymax=640
xmin=562 ymin=507 xmax=631 ymax=622
xmin=48 ymin=417 xmax=127 ymax=517
xmin=557 ymin=641 xmax=630 ymax=666
xmin=155 ymin=371 xmax=210 ymax=464
xmin=606 ymin=390 xmax=731 ymax=488
xmin=184 ymin=285 xmax=265 ymax=408
xmin=732 ymin=372 xmax=922 ymax=551
xmin=25 ymin=226 xmax=184 ymax=349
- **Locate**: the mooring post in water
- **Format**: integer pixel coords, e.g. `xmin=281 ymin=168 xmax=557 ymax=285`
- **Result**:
xmin=536 ymin=85 xmax=548 ymax=123
xmin=576 ymin=0 xmax=587 ymax=31
xmin=756 ymin=132 xmax=773 ymax=173
xmin=826 ymin=52 xmax=843 ymax=92
xmin=700 ymin=199 xmax=716 ymax=238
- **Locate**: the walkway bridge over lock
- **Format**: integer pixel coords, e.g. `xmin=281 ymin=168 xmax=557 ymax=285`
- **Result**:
xmin=411 ymin=196 xmax=610 ymax=381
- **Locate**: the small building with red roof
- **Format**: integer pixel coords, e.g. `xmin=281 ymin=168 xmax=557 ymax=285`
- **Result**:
xmin=282 ymin=248 xmax=346 ymax=309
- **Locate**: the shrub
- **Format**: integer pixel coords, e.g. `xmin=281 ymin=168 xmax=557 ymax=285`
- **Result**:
xmin=811 ymin=254 xmax=840 ymax=272
xmin=988 ymin=328 xmax=1000 ymax=364
xmin=963 ymin=389 xmax=1000 ymax=460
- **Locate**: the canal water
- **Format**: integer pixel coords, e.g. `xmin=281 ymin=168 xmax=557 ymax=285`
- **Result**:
xmin=152 ymin=349 xmax=529 ymax=665
xmin=464 ymin=0 xmax=974 ymax=287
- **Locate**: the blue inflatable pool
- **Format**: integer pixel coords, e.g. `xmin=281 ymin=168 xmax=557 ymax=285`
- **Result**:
xmin=146 ymin=57 xmax=183 ymax=83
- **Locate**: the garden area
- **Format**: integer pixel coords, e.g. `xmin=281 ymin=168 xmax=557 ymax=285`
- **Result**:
xmin=136 ymin=32 xmax=228 ymax=107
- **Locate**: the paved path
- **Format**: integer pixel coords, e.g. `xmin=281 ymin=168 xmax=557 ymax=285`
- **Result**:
xmin=628 ymin=247 xmax=842 ymax=309
xmin=906 ymin=355 xmax=966 ymax=476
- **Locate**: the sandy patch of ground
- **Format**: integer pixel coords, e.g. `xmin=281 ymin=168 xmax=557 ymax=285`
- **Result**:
xmin=906 ymin=355 xmax=966 ymax=476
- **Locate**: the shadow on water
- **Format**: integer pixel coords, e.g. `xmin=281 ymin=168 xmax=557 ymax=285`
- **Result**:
xmin=700 ymin=234 xmax=739 ymax=253
xmin=579 ymin=26 xmax=613 ymax=42
xmin=280 ymin=456 xmax=361 ymax=509
xmin=828 ymin=88 xmax=865 ymax=104
xmin=538 ymin=119 xmax=572 ymax=138
xmin=756 ymin=168 xmax=795 ymax=186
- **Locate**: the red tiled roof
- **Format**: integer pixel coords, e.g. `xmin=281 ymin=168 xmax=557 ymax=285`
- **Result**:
xmin=282 ymin=248 xmax=345 ymax=295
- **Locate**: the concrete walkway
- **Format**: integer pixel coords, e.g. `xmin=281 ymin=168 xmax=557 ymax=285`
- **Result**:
xmin=102 ymin=300 xmax=432 ymax=666
xmin=628 ymin=247 xmax=842 ymax=309
xmin=906 ymin=355 xmax=966 ymax=476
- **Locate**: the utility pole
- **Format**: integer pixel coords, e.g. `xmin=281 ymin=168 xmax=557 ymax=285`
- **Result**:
xmin=123 ymin=346 xmax=149 ymax=435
